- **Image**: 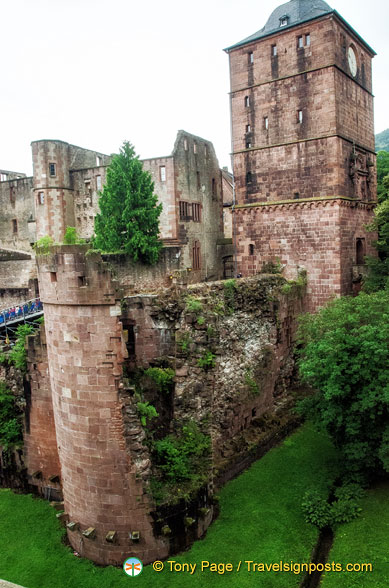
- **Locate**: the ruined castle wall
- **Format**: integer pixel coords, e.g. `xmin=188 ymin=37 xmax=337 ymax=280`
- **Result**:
xmin=142 ymin=157 xmax=177 ymax=241
xmin=102 ymin=247 xmax=181 ymax=295
xmin=0 ymin=176 xmax=35 ymax=251
xmin=122 ymin=274 xmax=305 ymax=470
xmin=70 ymin=166 xmax=107 ymax=240
xmin=37 ymin=246 xmax=168 ymax=565
xmin=174 ymin=132 xmax=224 ymax=281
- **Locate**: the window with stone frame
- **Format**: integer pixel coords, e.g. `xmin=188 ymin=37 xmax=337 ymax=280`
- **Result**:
xmin=49 ymin=163 xmax=56 ymax=177
xmin=179 ymin=201 xmax=190 ymax=220
xmin=12 ymin=219 xmax=18 ymax=234
xmin=192 ymin=240 xmax=201 ymax=270
xmin=246 ymin=171 xmax=253 ymax=185
xmin=192 ymin=203 xmax=201 ymax=222
xmin=271 ymin=44 xmax=277 ymax=56
xmin=160 ymin=166 xmax=166 ymax=182
xmin=38 ymin=191 xmax=45 ymax=205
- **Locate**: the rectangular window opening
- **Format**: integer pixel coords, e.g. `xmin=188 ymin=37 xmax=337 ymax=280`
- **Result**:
xmin=12 ymin=219 xmax=18 ymax=234
xmin=160 ymin=166 xmax=166 ymax=182
xmin=96 ymin=175 xmax=102 ymax=191
xmin=184 ymin=138 xmax=188 ymax=151
xmin=244 ymin=96 xmax=250 ymax=107
xmin=248 ymin=52 xmax=254 ymax=64
xmin=196 ymin=171 xmax=201 ymax=190
xmin=306 ymin=34 xmax=311 ymax=46
xmin=96 ymin=155 xmax=102 ymax=166
xmin=271 ymin=44 xmax=277 ymax=57
xmin=49 ymin=163 xmax=56 ymax=177
xmin=78 ymin=276 xmax=87 ymax=287
xmin=50 ymin=272 xmax=57 ymax=283
xmin=249 ymin=244 xmax=254 ymax=255
xmin=246 ymin=141 xmax=252 ymax=149
xmin=193 ymin=143 xmax=197 ymax=154
xmin=192 ymin=203 xmax=201 ymax=222
xmin=264 ymin=116 xmax=269 ymax=130
xmin=0 ymin=173 xmax=8 ymax=182
xmin=179 ymin=201 xmax=190 ymax=220
xmin=38 ymin=191 xmax=44 ymax=205
xmin=298 ymin=110 xmax=303 ymax=124
xmin=246 ymin=124 xmax=251 ymax=133
xmin=298 ymin=36 xmax=303 ymax=49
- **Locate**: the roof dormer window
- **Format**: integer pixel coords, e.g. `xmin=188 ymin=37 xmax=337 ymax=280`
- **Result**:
xmin=279 ymin=15 xmax=289 ymax=27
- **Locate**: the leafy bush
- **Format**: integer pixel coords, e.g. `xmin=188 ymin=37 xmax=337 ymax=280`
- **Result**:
xmin=144 ymin=367 xmax=175 ymax=393
xmin=33 ymin=235 xmax=54 ymax=254
xmin=186 ymin=296 xmax=203 ymax=313
xmin=0 ymin=382 xmax=22 ymax=449
xmin=197 ymin=351 xmax=216 ymax=370
xmin=9 ymin=324 xmax=36 ymax=372
xmin=297 ymin=291 xmax=389 ymax=481
xmin=63 ymin=227 xmax=84 ymax=245
xmin=136 ymin=401 xmax=158 ymax=427
xmin=302 ymin=483 xmax=364 ymax=529
xmin=153 ymin=420 xmax=211 ymax=485
xmin=301 ymin=490 xmax=331 ymax=529
xmin=197 ymin=316 xmax=205 ymax=325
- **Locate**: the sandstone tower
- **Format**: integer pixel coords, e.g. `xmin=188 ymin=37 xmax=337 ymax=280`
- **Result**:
xmin=225 ymin=0 xmax=377 ymax=309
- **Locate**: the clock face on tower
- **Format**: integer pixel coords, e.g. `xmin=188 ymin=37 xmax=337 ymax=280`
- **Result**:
xmin=348 ymin=46 xmax=357 ymax=77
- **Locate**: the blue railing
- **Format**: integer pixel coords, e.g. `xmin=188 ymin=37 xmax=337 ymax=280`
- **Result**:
xmin=0 ymin=298 xmax=43 ymax=326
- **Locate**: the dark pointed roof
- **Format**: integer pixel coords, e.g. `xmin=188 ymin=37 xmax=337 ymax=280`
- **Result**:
xmin=225 ymin=0 xmax=333 ymax=51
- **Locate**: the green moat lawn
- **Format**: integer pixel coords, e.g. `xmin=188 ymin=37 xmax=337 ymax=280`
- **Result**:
xmin=0 ymin=426 xmax=387 ymax=588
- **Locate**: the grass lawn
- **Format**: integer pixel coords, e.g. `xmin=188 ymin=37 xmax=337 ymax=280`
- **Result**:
xmin=321 ymin=481 xmax=389 ymax=587
xmin=0 ymin=425 xmax=337 ymax=588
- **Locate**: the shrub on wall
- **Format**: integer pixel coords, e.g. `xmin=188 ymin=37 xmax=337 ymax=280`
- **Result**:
xmin=0 ymin=382 xmax=22 ymax=449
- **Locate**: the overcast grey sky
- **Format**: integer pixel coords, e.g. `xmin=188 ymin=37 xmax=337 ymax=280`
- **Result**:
xmin=1 ymin=0 xmax=387 ymax=175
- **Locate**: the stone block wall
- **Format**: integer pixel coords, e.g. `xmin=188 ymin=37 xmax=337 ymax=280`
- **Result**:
xmin=233 ymin=199 xmax=376 ymax=311
xmin=0 ymin=176 xmax=35 ymax=251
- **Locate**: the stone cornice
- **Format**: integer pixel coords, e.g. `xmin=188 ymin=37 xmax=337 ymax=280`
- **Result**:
xmin=232 ymin=134 xmax=376 ymax=156
xmin=234 ymin=196 xmax=376 ymax=211
xmin=229 ymin=63 xmax=374 ymax=97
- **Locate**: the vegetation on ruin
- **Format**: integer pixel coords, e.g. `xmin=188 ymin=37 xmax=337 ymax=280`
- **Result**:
xmin=0 ymin=381 xmax=23 ymax=449
xmin=185 ymin=295 xmax=203 ymax=313
xmin=176 ymin=332 xmax=192 ymax=354
xmin=63 ymin=226 xmax=85 ymax=245
xmin=223 ymin=278 xmax=237 ymax=312
xmin=136 ymin=401 xmax=158 ymax=427
xmin=93 ymin=141 xmax=162 ymax=264
xmin=260 ymin=258 xmax=284 ymax=274
xmin=8 ymin=324 xmax=36 ymax=373
xmin=33 ymin=235 xmax=55 ymax=254
xmin=296 ymin=291 xmax=389 ymax=483
xmin=143 ymin=367 xmax=175 ymax=393
xmin=151 ymin=420 xmax=211 ymax=503
xmin=197 ymin=350 xmax=216 ymax=369
xmin=244 ymin=369 xmax=260 ymax=397
xmin=280 ymin=270 xmax=307 ymax=296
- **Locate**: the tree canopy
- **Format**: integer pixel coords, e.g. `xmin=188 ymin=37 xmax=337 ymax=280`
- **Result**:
xmin=297 ymin=291 xmax=389 ymax=482
xmin=376 ymin=150 xmax=389 ymax=203
xmin=93 ymin=141 xmax=162 ymax=264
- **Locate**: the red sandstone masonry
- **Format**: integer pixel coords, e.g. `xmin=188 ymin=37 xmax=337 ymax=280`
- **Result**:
xmin=235 ymin=199 xmax=376 ymax=312
xmin=37 ymin=246 xmax=168 ymax=565
xmin=24 ymin=326 xmax=61 ymax=497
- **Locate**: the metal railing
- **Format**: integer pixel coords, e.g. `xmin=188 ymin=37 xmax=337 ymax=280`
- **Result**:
xmin=0 ymin=298 xmax=43 ymax=327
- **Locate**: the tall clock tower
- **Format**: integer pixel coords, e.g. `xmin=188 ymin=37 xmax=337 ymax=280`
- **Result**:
xmin=225 ymin=0 xmax=377 ymax=310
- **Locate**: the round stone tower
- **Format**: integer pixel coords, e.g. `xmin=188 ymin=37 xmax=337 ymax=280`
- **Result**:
xmin=36 ymin=245 xmax=168 ymax=565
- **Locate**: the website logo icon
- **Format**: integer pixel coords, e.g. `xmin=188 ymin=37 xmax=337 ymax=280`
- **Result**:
xmin=123 ymin=557 xmax=143 ymax=577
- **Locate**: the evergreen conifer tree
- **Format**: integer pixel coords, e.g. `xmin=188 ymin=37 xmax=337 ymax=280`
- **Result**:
xmin=93 ymin=141 xmax=162 ymax=264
